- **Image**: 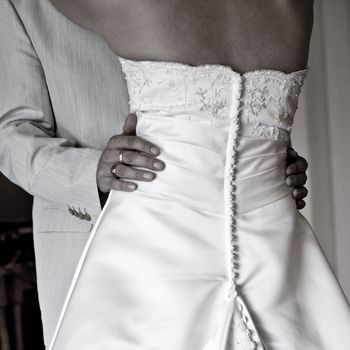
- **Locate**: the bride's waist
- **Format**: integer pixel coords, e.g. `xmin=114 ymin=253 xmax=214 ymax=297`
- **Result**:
xmin=133 ymin=159 xmax=290 ymax=215
xmin=133 ymin=113 xmax=291 ymax=213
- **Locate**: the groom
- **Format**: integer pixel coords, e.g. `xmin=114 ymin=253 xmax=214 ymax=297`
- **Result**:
xmin=0 ymin=0 xmax=308 ymax=347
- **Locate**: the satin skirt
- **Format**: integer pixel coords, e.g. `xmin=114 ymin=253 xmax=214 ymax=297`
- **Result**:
xmin=48 ymin=113 xmax=350 ymax=349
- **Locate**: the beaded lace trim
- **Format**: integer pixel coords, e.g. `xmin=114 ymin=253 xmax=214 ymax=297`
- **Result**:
xmin=119 ymin=56 xmax=308 ymax=79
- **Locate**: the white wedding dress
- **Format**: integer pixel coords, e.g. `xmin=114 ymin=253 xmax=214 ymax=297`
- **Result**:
xmin=48 ymin=57 xmax=350 ymax=350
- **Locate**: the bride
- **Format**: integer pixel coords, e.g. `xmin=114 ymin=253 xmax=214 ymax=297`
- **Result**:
xmin=47 ymin=1 xmax=350 ymax=349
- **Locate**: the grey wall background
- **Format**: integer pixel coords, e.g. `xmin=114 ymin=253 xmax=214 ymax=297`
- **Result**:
xmin=292 ymin=0 xmax=350 ymax=300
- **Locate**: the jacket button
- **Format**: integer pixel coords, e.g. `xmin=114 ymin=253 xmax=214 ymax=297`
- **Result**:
xmin=72 ymin=207 xmax=79 ymax=217
xmin=82 ymin=208 xmax=91 ymax=222
xmin=68 ymin=206 xmax=75 ymax=216
xmin=77 ymin=207 xmax=85 ymax=220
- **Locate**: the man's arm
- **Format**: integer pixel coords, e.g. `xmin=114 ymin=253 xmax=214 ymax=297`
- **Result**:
xmin=0 ymin=0 xmax=102 ymax=224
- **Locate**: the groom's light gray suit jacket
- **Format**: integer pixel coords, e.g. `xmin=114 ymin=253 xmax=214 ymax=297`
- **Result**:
xmin=0 ymin=0 xmax=130 ymax=345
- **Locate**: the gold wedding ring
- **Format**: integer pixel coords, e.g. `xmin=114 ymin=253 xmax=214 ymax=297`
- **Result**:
xmin=111 ymin=150 xmax=125 ymax=178
xmin=119 ymin=150 xmax=124 ymax=163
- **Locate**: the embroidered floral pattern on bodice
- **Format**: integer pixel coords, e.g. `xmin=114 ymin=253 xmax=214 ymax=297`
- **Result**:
xmin=195 ymin=85 xmax=230 ymax=124
xmin=240 ymin=71 xmax=307 ymax=141
xmin=120 ymin=58 xmax=308 ymax=142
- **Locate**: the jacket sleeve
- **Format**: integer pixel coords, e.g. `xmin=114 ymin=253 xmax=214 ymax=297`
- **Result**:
xmin=0 ymin=0 xmax=103 ymax=224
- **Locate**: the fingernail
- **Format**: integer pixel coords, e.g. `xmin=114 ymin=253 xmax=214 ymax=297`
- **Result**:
xmin=143 ymin=172 xmax=154 ymax=180
xmin=153 ymin=161 xmax=164 ymax=170
xmin=151 ymin=146 xmax=159 ymax=155
xmin=128 ymin=183 xmax=136 ymax=191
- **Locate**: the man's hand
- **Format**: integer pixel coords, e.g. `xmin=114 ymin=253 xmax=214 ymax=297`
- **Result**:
xmin=96 ymin=114 xmax=166 ymax=194
xmin=285 ymin=147 xmax=309 ymax=210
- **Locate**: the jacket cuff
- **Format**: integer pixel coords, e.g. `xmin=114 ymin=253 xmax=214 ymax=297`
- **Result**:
xmin=75 ymin=148 xmax=103 ymax=225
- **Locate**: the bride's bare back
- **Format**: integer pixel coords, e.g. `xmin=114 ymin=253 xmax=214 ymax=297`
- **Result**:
xmin=50 ymin=0 xmax=314 ymax=73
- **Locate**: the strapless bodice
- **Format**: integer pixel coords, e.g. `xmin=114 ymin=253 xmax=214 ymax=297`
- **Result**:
xmin=119 ymin=57 xmax=308 ymax=142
